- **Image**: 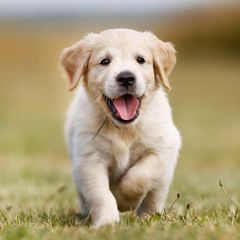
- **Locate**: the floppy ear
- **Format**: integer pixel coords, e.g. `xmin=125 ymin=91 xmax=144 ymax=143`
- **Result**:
xmin=60 ymin=33 xmax=97 ymax=91
xmin=153 ymin=41 xmax=176 ymax=90
xmin=145 ymin=32 xmax=176 ymax=90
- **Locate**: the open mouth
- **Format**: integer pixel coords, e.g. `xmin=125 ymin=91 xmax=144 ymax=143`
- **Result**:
xmin=104 ymin=94 xmax=142 ymax=123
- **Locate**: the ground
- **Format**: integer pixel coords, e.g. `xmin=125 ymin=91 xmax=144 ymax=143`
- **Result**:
xmin=0 ymin=31 xmax=239 ymax=239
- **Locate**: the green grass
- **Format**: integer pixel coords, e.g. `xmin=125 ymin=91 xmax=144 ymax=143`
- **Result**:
xmin=0 ymin=158 xmax=240 ymax=240
xmin=0 ymin=29 xmax=240 ymax=239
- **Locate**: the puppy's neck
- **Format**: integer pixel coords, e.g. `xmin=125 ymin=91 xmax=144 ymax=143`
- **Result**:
xmin=104 ymin=118 xmax=139 ymax=143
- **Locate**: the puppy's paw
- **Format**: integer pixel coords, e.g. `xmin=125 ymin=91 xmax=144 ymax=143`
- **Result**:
xmin=92 ymin=204 xmax=120 ymax=228
xmin=138 ymin=212 xmax=152 ymax=222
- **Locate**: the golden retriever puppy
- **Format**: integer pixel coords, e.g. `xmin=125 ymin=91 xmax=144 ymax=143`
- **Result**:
xmin=60 ymin=28 xmax=181 ymax=227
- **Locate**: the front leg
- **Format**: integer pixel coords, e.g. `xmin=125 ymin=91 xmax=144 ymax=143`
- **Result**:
xmin=72 ymin=152 xmax=119 ymax=227
xmin=114 ymin=151 xmax=162 ymax=211
xmin=114 ymin=136 xmax=180 ymax=215
xmin=136 ymin=179 xmax=172 ymax=217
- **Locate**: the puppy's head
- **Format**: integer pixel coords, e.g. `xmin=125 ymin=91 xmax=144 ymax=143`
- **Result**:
xmin=60 ymin=29 xmax=176 ymax=125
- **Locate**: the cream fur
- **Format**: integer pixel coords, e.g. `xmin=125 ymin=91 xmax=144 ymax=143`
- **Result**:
xmin=61 ymin=29 xmax=181 ymax=227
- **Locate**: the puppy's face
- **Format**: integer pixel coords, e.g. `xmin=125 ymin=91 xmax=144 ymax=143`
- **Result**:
xmin=60 ymin=29 xmax=176 ymax=125
xmin=87 ymin=31 xmax=155 ymax=124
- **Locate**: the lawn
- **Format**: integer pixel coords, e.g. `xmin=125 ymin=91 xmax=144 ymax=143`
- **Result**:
xmin=0 ymin=29 xmax=240 ymax=239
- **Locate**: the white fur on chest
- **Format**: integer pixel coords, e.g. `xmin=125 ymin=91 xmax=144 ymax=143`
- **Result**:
xmin=66 ymin=87 xmax=175 ymax=174
xmin=111 ymin=138 xmax=130 ymax=175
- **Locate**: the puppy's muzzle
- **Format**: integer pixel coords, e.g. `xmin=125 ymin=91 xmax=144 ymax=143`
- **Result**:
xmin=116 ymin=71 xmax=136 ymax=87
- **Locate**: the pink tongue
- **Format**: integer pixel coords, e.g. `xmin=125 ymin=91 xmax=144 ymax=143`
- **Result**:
xmin=113 ymin=95 xmax=139 ymax=121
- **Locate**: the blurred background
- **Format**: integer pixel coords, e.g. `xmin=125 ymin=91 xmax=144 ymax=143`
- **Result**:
xmin=0 ymin=0 xmax=240 ymax=209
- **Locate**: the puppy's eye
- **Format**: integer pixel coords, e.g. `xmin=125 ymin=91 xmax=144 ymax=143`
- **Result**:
xmin=100 ymin=58 xmax=111 ymax=65
xmin=136 ymin=56 xmax=145 ymax=64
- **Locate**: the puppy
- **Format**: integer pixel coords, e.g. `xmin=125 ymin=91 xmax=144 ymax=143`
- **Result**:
xmin=60 ymin=29 xmax=181 ymax=227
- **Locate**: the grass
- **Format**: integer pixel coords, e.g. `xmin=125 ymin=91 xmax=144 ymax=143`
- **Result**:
xmin=0 ymin=28 xmax=240 ymax=239
xmin=0 ymin=159 xmax=240 ymax=240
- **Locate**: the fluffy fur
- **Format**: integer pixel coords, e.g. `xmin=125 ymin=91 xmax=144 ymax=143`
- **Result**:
xmin=60 ymin=29 xmax=181 ymax=227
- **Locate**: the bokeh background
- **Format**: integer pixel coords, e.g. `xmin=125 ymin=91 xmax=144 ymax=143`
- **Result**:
xmin=0 ymin=0 xmax=240 ymax=236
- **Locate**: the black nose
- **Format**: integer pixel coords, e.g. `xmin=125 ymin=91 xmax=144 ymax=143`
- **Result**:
xmin=116 ymin=71 xmax=136 ymax=87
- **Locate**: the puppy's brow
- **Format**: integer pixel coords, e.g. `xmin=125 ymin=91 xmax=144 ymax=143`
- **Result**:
xmin=98 ymin=50 xmax=112 ymax=59
xmin=134 ymin=52 xmax=148 ymax=60
xmin=135 ymin=53 xmax=145 ymax=58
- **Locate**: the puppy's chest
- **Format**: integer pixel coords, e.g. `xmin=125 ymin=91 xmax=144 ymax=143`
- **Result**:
xmin=110 ymin=139 xmax=145 ymax=179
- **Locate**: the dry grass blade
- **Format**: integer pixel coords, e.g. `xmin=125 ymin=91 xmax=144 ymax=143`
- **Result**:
xmin=44 ymin=185 xmax=67 ymax=206
xmin=92 ymin=117 xmax=107 ymax=141
xmin=167 ymin=192 xmax=181 ymax=214
xmin=219 ymin=180 xmax=239 ymax=209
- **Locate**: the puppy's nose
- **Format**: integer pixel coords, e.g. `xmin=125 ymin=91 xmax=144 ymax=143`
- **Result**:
xmin=116 ymin=71 xmax=136 ymax=87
